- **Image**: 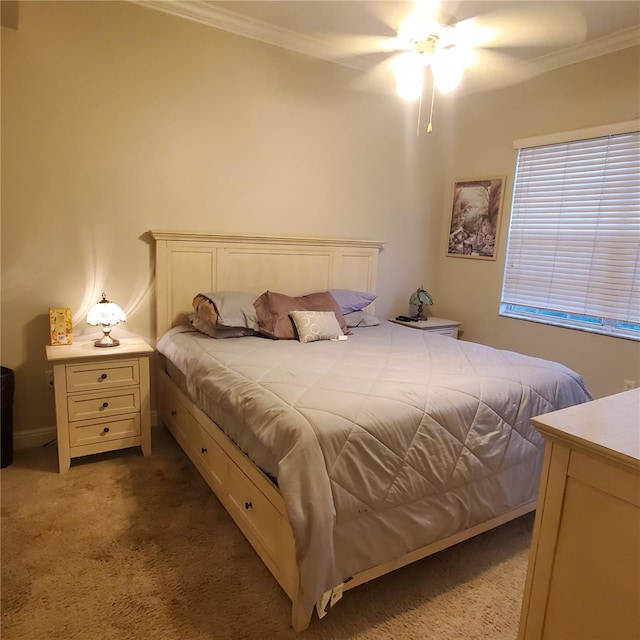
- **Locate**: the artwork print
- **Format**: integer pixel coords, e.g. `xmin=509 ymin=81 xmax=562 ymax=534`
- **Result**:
xmin=446 ymin=177 xmax=505 ymax=260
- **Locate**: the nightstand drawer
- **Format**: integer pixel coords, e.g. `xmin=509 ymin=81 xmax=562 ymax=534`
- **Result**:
xmin=65 ymin=360 xmax=140 ymax=393
xmin=429 ymin=327 xmax=459 ymax=338
xmin=67 ymin=388 xmax=140 ymax=422
xmin=69 ymin=414 xmax=141 ymax=447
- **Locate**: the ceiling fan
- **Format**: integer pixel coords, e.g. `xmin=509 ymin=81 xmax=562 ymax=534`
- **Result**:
xmin=339 ymin=0 xmax=589 ymax=133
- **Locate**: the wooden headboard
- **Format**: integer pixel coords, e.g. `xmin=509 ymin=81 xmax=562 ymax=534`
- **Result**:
xmin=150 ymin=231 xmax=384 ymax=339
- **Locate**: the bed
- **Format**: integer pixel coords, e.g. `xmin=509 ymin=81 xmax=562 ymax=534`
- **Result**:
xmin=150 ymin=230 xmax=592 ymax=631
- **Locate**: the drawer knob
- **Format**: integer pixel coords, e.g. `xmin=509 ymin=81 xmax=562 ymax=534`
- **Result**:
xmin=102 ymin=402 xmax=109 ymax=409
xmin=201 ymin=447 xmax=207 ymax=454
xmin=244 ymin=501 xmax=252 ymax=510
xmin=103 ymin=427 xmax=110 ymax=433
xmin=100 ymin=373 xmax=108 ymax=380
xmin=171 ymin=410 xmax=177 ymax=416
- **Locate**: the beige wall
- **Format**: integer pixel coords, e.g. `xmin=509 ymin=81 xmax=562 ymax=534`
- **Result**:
xmin=1 ymin=1 xmax=637 ymax=439
xmin=1 ymin=1 xmax=444 ymax=436
xmin=433 ymin=46 xmax=640 ymax=399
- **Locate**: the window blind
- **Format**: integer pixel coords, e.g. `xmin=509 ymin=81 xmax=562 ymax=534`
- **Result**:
xmin=501 ymin=129 xmax=640 ymax=339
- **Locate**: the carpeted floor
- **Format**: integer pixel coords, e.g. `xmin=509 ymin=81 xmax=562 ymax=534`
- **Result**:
xmin=1 ymin=427 xmax=534 ymax=639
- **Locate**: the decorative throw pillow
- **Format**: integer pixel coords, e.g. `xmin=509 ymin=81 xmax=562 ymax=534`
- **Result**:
xmin=254 ymin=290 xmax=350 ymax=340
xmin=289 ymin=311 xmax=344 ymax=343
xmin=344 ymin=310 xmax=380 ymax=328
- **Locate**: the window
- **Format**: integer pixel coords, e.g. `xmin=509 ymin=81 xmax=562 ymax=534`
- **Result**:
xmin=500 ymin=122 xmax=640 ymax=341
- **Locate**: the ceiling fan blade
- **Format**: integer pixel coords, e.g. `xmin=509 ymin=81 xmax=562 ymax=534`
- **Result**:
xmin=348 ymin=54 xmax=403 ymax=96
xmin=323 ymin=1 xmax=445 ymax=59
xmin=453 ymin=4 xmax=588 ymax=50
xmin=458 ymin=48 xmax=539 ymax=95
xmin=321 ymin=34 xmax=407 ymax=59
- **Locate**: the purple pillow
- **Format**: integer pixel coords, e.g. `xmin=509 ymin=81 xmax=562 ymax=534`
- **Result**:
xmin=326 ymin=289 xmax=377 ymax=314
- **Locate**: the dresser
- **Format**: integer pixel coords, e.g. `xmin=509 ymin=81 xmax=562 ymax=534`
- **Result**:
xmin=518 ymin=388 xmax=640 ymax=640
xmin=389 ymin=317 xmax=461 ymax=338
xmin=46 ymin=337 xmax=154 ymax=473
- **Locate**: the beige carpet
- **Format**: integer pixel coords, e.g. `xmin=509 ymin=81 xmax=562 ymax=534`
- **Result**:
xmin=1 ymin=427 xmax=534 ymax=640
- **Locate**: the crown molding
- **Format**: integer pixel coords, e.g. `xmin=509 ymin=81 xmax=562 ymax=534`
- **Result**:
xmin=132 ymin=0 xmax=369 ymax=70
xmin=133 ymin=1 xmax=640 ymax=78
xmin=526 ymin=25 xmax=640 ymax=77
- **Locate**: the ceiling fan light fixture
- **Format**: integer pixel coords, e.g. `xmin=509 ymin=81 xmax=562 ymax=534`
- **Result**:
xmin=391 ymin=52 xmax=425 ymax=101
xmin=431 ymin=49 xmax=464 ymax=94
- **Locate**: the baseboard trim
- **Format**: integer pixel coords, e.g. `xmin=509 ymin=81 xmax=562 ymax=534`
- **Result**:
xmin=13 ymin=411 xmax=160 ymax=451
xmin=14 ymin=426 xmax=57 ymax=451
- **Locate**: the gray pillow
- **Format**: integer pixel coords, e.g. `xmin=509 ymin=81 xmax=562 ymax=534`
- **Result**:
xmin=189 ymin=313 xmax=256 ymax=339
xmin=193 ymin=291 xmax=259 ymax=330
xmin=344 ymin=310 xmax=380 ymax=328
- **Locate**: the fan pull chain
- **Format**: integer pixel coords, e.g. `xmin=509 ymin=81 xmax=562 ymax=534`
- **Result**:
xmin=416 ymin=78 xmax=436 ymax=136
xmin=427 ymin=81 xmax=436 ymax=134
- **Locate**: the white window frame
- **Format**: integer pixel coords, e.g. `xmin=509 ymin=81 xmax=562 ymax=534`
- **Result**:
xmin=500 ymin=121 xmax=640 ymax=341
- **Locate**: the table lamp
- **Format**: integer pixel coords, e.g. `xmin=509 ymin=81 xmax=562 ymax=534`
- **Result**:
xmin=87 ymin=293 xmax=126 ymax=347
xmin=409 ymin=286 xmax=433 ymax=320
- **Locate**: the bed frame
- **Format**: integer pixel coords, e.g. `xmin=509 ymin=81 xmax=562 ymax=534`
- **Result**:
xmin=150 ymin=230 xmax=536 ymax=631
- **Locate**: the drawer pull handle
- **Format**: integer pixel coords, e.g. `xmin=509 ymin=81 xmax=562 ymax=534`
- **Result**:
xmin=100 ymin=373 xmax=108 ymax=380
xmin=244 ymin=501 xmax=252 ymax=510
xmin=103 ymin=427 xmax=110 ymax=434
xmin=102 ymin=402 xmax=109 ymax=409
xmin=201 ymin=447 xmax=207 ymax=454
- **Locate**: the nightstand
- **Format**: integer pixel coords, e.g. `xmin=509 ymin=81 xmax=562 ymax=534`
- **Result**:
xmin=45 ymin=337 xmax=154 ymax=473
xmin=389 ymin=317 xmax=461 ymax=338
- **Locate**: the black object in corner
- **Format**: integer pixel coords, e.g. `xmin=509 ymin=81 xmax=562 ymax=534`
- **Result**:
xmin=1 ymin=367 xmax=14 ymax=468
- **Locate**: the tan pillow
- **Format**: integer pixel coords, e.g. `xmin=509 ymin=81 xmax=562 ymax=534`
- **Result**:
xmin=254 ymin=291 xmax=350 ymax=340
xmin=192 ymin=294 xmax=219 ymax=325
xmin=290 ymin=311 xmax=344 ymax=343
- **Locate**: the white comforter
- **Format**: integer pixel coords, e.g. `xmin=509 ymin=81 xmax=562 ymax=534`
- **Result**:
xmin=157 ymin=322 xmax=592 ymax=616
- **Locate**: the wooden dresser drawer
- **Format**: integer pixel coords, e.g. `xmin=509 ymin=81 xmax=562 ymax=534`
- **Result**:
xmin=67 ymin=388 xmax=140 ymax=422
xmin=69 ymin=414 xmax=141 ymax=447
xmin=195 ymin=423 xmax=229 ymax=489
xmin=65 ymin=360 xmax=139 ymax=393
xmin=158 ymin=380 xmax=196 ymax=447
xmin=226 ymin=459 xmax=282 ymax=563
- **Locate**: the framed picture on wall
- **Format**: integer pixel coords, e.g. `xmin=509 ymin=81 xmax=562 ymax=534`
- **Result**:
xmin=446 ymin=176 xmax=506 ymax=260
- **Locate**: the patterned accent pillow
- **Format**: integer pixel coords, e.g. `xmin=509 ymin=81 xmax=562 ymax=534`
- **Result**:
xmin=289 ymin=311 xmax=344 ymax=343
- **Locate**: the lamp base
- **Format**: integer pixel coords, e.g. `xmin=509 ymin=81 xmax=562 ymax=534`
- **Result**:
xmin=93 ymin=335 xmax=120 ymax=348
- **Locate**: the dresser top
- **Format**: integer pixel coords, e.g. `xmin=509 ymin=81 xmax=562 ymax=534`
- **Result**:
xmin=531 ymin=388 xmax=640 ymax=466
xmin=45 ymin=336 xmax=154 ymax=363
xmin=389 ymin=317 xmax=461 ymax=330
